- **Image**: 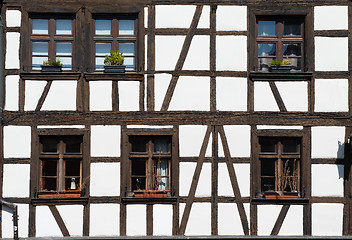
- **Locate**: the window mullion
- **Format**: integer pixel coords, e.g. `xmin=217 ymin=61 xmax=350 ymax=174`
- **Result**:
xmin=147 ymin=140 xmax=153 ymax=190
xmin=58 ymin=140 xmax=65 ymax=192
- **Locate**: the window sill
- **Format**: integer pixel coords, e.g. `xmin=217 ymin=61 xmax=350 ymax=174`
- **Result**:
xmin=83 ymin=72 xmax=144 ymax=81
xmin=251 ymin=198 xmax=309 ymax=205
xmin=249 ymin=71 xmax=312 ymax=81
xmin=31 ymin=196 xmax=89 ymax=205
xmin=20 ymin=71 xmax=81 ymax=80
xmin=121 ymin=196 xmax=177 ymax=204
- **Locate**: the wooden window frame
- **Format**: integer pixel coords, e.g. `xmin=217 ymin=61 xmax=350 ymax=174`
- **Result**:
xmin=29 ymin=14 xmax=75 ymax=71
xmin=35 ymin=128 xmax=87 ymax=199
xmin=254 ymin=15 xmax=305 ymax=72
xmin=92 ymin=14 xmax=138 ymax=72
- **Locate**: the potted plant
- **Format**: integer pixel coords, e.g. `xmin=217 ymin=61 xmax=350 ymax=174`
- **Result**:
xmin=41 ymin=58 xmax=63 ymax=72
xmin=269 ymin=58 xmax=293 ymax=72
xmin=104 ymin=50 xmax=126 ymax=73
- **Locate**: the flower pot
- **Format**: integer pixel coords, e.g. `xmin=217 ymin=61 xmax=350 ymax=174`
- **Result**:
xmin=104 ymin=65 xmax=126 ymax=73
xmin=264 ymin=191 xmax=299 ymax=199
xmin=134 ymin=190 xmax=168 ymax=198
xmin=269 ymin=65 xmax=293 ymax=72
xmin=40 ymin=65 xmax=62 ymax=72
xmin=37 ymin=191 xmax=81 ymax=198
xmin=264 ymin=192 xmax=280 ymax=199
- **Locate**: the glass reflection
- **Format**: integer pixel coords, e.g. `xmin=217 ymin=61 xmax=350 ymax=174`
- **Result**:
xmin=33 ymin=19 xmax=48 ymax=34
xmin=258 ymin=21 xmax=276 ymax=36
xmin=56 ymin=20 xmax=72 ymax=35
xmin=258 ymin=44 xmax=276 ymax=57
xmin=283 ymin=44 xmax=301 ymax=56
xmin=284 ymin=21 xmax=301 ymax=36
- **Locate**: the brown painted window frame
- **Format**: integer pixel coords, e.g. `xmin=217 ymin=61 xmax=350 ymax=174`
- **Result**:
xmin=255 ymin=15 xmax=305 ymax=72
xmin=92 ymin=13 xmax=138 ymax=72
xmin=122 ymin=127 xmax=178 ymax=199
xmin=254 ymin=129 xmax=309 ymax=200
xmin=34 ymin=128 xmax=88 ymax=199
xmin=29 ymin=14 xmax=75 ymax=71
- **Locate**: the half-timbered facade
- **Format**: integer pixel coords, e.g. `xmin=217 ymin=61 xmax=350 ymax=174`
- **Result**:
xmin=1 ymin=0 xmax=352 ymax=238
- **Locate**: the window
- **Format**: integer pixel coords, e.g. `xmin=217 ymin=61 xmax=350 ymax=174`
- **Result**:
xmin=39 ymin=136 xmax=83 ymax=195
xmin=30 ymin=15 xmax=74 ymax=70
xmin=93 ymin=15 xmax=137 ymax=71
xmin=128 ymin=136 xmax=171 ymax=196
xmin=256 ymin=16 xmax=304 ymax=71
xmin=259 ymin=137 xmax=301 ymax=194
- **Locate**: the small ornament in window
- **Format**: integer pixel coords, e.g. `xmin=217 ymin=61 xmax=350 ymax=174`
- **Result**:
xmin=70 ymin=178 xmax=76 ymax=190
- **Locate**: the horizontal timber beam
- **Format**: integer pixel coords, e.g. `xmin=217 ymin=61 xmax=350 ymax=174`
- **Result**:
xmin=3 ymin=111 xmax=351 ymax=126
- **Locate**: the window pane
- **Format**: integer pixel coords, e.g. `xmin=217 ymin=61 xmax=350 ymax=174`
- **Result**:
xmin=258 ymin=44 xmax=276 ymax=57
xmin=41 ymin=138 xmax=58 ymax=153
xmin=283 ymin=43 xmax=301 ymax=57
xmin=130 ymin=138 xmax=147 ymax=152
xmin=59 ymin=57 xmax=72 ymax=70
xmin=154 ymin=139 xmax=169 ymax=153
xmin=65 ymin=159 xmax=81 ymax=176
xmin=132 ymin=177 xmax=146 ymax=190
xmin=96 ymin=43 xmax=111 ymax=56
xmin=33 ymin=42 xmax=48 ymax=55
xmin=95 ymin=57 xmax=105 ymax=70
xmin=96 ymin=20 xmax=111 ymax=35
xmin=124 ymin=57 xmax=135 ymax=71
xmin=284 ymin=20 xmax=301 ymax=36
xmin=156 ymin=160 xmax=169 ymax=176
xmin=65 ymin=137 xmax=82 ymax=153
xmin=42 ymin=178 xmax=57 ymax=191
xmin=65 ymin=177 xmax=80 ymax=190
xmin=32 ymin=57 xmax=48 ymax=70
xmin=158 ymin=177 xmax=169 ymax=190
xmin=119 ymin=43 xmax=134 ymax=56
xmin=56 ymin=43 xmax=72 ymax=56
xmin=261 ymin=159 xmax=275 ymax=192
xmin=260 ymin=138 xmax=276 ymax=153
xmin=261 ymin=177 xmax=275 ymax=192
xmin=42 ymin=160 xmax=57 ymax=176
xmin=56 ymin=20 xmax=72 ymax=35
xmin=282 ymin=139 xmax=299 ymax=153
xmin=258 ymin=21 xmax=276 ymax=36
xmin=119 ymin=20 xmax=134 ymax=35
xmin=131 ymin=160 xmax=146 ymax=175
xmin=33 ymin=19 xmax=48 ymax=34
xmin=282 ymin=159 xmax=299 ymax=192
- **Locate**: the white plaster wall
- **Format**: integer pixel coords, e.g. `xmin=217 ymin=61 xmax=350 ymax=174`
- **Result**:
xmin=91 ymin=125 xmax=120 ymax=157
xmin=144 ymin=7 xmax=148 ymax=28
xmin=314 ymin=79 xmax=348 ymax=112
xmin=257 ymin=125 xmax=303 ymax=130
xmin=6 ymin=32 xmax=20 ymax=69
xmin=153 ymin=204 xmax=173 ymax=236
xmin=218 ymin=203 xmax=249 ymax=235
xmin=126 ymin=205 xmax=146 ymax=236
xmin=36 ymin=206 xmax=62 ymax=237
xmin=57 ymin=205 xmax=83 ymax=236
xmin=312 ymin=203 xmax=343 ymax=236
xmin=198 ymin=5 xmax=210 ymax=28
xmin=41 ymin=81 xmax=76 ymax=111
xmin=4 ymin=126 xmax=31 ymax=158
xmin=5 ymin=75 xmax=19 ymax=111
xmin=218 ymin=163 xmax=250 ymax=197
xmin=311 ymin=126 xmax=345 ymax=158
xmin=90 ymin=204 xmax=119 ymax=236
xmin=222 ymin=125 xmax=251 ymax=158
xmin=3 ymin=164 xmax=30 ymax=198
xmin=312 ymin=164 xmax=344 ymax=197
xmin=216 ymin=36 xmax=247 ymax=71
xmin=180 ymin=202 xmax=211 ymax=235
xmin=169 ymin=76 xmax=210 ymax=111
xmin=279 ymin=205 xmax=303 ymax=235
xmin=145 ymin=36 xmax=148 ymax=71
xmin=315 ymin=37 xmax=348 ymax=71
xmin=183 ymin=36 xmax=209 ymax=70
xmin=24 ymin=81 xmax=46 ymax=111
xmin=258 ymin=205 xmax=303 ymax=235
xmin=6 ymin=10 xmax=21 ymax=27
xmin=275 ymin=81 xmax=308 ymax=112
xmin=180 ymin=162 xmax=196 ymax=196
xmin=195 ymin=162 xmax=211 ymax=197
xmin=37 ymin=125 xmax=85 ymax=129
xmin=90 ymin=81 xmax=112 ymax=111
xmin=119 ymin=81 xmax=140 ymax=111
xmin=216 ymin=6 xmax=247 ymax=31
xmin=2 ymin=204 xmax=28 ymax=238
xmin=254 ymin=82 xmax=279 ymax=111
xmin=314 ymin=6 xmax=348 ymax=30
xmin=156 ymin=5 xmax=195 ymax=29
xmin=154 ymin=74 xmax=171 ymax=111
xmin=90 ymin=162 xmax=120 ymax=196
xmin=179 ymin=125 xmax=211 ymax=157
xmin=216 ymin=77 xmax=247 ymax=111
xmin=127 ymin=125 xmax=173 ymax=129
xmin=155 ymin=36 xmax=185 ymax=71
